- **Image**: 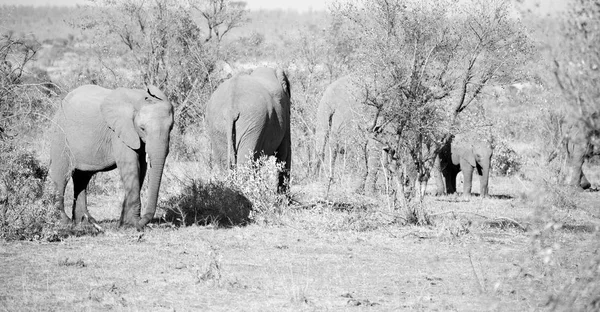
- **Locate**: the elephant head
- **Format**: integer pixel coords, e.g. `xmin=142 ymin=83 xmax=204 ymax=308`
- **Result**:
xmin=100 ymin=85 xmax=174 ymax=228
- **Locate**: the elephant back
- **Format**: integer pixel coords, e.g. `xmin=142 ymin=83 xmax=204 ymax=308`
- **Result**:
xmin=56 ymin=85 xmax=112 ymax=128
xmin=249 ymin=67 xmax=291 ymax=105
xmin=319 ymin=76 xmax=373 ymax=136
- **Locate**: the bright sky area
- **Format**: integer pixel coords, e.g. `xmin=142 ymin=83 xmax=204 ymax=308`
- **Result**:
xmin=0 ymin=0 xmax=568 ymax=15
xmin=0 ymin=0 xmax=329 ymax=11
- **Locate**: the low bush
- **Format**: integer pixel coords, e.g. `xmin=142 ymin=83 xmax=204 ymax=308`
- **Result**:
xmin=162 ymin=179 xmax=252 ymax=227
xmin=0 ymin=142 xmax=58 ymax=241
xmin=492 ymin=141 xmax=522 ymax=176
xmin=161 ymin=156 xmax=288 ymax=227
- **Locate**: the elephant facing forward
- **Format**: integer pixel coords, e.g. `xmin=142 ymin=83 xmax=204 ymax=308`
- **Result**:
xmin=205 ymin=67 xmax=291 ymax=192
xmin=49 ymin=85 xmax=174 ymax=230
xmin=563 ymin=120 xmax=600 ymax=189
xmin=435 ymin=136 xmax=493 ymax=197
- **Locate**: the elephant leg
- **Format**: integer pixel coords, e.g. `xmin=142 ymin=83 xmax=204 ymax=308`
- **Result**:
xmin=366 ymin=146 xmax=380 ymax=195
xmin=477 ymin=163 xmax=491 ymax=197
xmin=71 ymin=170 xmax=95 ymax=224
xmin=580 ymin=171 xmax=591 ymax=190
xmin=442 ymin=166 xmax=458 ymax=195
xmin=116 ymin=155 xmax=142 ymax=227
xmin=276 ymin=137 xmax=291 ymax=194
xmin=325 ymin=142 xmax=339 ymax=198
xmin=49 ymin=161 xmax=71 ymax=224
xmin=358 ymin=141 xmax=369 ymax=193
xmin=461 ymin=161 xmax=474 ymax=197
xmin=434 ymin=156 xmax=445 ymax=196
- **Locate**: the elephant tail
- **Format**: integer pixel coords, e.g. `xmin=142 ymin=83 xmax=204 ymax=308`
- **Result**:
xmin=227 ymin=113 xmax=240 ymax=169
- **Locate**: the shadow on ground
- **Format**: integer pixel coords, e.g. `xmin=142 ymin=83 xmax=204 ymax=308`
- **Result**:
xmin=161 ymin=180 xmax=252 ymax=227
xmin=432 ymin=193 xmax=514 ymax=201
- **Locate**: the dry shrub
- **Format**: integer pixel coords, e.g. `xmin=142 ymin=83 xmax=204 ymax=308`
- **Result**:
xmin=0 ymin=142 xmax=58 ymax=241
xmin=545 ymin=250 xmax=600 ymax=311
xmin=227 ymin=156 xmax=288 ymax=221
xmin=161 ymin=156 xmax=287 ymax=227
xmin=525 ymin=177 xmax=600 ymax=311
xmin=404 ymin=201 xmax=432 ymax=226
xmin=162 ymin=179 xmax=251 ymax=227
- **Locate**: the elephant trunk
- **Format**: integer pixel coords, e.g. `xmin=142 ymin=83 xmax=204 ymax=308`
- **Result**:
xmin=137 ymin=137 xmax=169 ymax=230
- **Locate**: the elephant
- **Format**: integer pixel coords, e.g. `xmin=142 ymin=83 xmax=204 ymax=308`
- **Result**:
xmin=49 ymin=84 xmax=174 ymax=230
xmin=315 ymin=75 xmax=382 ymax=194
xmin=205 ymin=66 xmax=291 ymax=192
xmin=435 ymin=136 xmax=493 ymax=197
xmin=563 ymin=119 xmax=600 ymax=189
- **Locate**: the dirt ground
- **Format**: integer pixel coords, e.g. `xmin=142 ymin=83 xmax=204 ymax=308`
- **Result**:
xmin=2 ymin=172 xmax=600 ymax=312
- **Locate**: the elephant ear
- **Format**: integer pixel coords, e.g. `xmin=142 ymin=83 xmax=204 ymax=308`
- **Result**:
xmin=465 ymin=147 xmax=477 ymax=167
xmin=100 ymin=90 xmax=140 ymax=150
xmin=275 ymin=68 xmax=291 ymax=98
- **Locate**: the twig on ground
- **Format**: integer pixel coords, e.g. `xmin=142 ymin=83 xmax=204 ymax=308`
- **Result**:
xmin=429 ymin=210 xmax=490 ymax=219
xmin=468 ymin=251 xmax=485 ymax=294
xmin=485 ymin=217 xmax=527 ymax=231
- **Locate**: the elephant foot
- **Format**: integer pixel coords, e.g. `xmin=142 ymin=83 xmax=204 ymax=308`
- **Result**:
xmin=58 ymin=214 xmax=72 ymax=227
xmin=73 ymin=212 xmax=97 ymax=226
xmin=119 ymin=216 xmax=143 ymax=230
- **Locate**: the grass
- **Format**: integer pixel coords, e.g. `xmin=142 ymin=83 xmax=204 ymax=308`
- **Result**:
xmin=1 ymin=4 xmax=599 ymax=311
xmin=1 ymin=164 xmax=599 ymax=310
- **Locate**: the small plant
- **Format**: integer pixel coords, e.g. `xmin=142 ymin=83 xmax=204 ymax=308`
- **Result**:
xmin=404 ymin=201 xmax=432 ymax=226
xmin=0 ymin=142 xmax=59 ymax=241
xmin=197 ymin=246 xmax=223 ymax=286
xmin=162 ymin=179 xmax=252 ymax=227
xmin=226 ymin=156 xmax=289 ymax=224
xmin=492 ymin=141 xmax=522 ymax=176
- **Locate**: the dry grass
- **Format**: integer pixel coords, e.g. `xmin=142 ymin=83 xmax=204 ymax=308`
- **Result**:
xmin=1 ymin=5 xmax=599 ymax=311
xmin=3 ymin=162 xmax=598 ymax=311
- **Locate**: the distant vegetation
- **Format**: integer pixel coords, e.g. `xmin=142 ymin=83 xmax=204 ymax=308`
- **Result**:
xmin=1 ymin=0 xmax=599 ymax=309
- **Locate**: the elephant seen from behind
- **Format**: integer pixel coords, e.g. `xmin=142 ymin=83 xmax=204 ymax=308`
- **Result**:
xmin=49 ymin=84 xmax=174 ymax=230
xmin=205 ymin=67 xmax=292 ymax=192
xmin=435 ymin=136 xmax=493 ymax=197
xmin=315 ymin=75 xmax=382 ymax=194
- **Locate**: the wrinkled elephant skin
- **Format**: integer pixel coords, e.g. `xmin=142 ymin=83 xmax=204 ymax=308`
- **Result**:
xmin=564 ymin=121 xmax=599 ymax=189
xmin=205 ymin=67 xmax=292 ymax=193
xmin=436 ymin=137 xmax=493 ymax=197
xmin=49 ymin=85 xmax=174 ymax=230
xmin=315 ymin=76 xmax=381 ymax=193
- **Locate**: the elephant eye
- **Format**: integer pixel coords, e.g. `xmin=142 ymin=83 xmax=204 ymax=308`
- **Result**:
xmin=139 ymin=125 xmax=146 ymax=133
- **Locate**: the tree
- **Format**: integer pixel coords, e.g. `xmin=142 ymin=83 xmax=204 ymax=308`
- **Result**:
xmin=193 ymin=0 xmax=248 ymax=44
xmin=75 ymin=0 xmax=248 ymax=132
xmin=331 ymin=0 xmax=531 ymax=205
xmin=553 ymin=0 xmax=600 ymax=139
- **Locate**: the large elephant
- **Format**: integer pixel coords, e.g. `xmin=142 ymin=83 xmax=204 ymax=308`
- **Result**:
xmin=49 ymin=85 xmax=174 ymax=230
xmin=435 ymin=136 xmax=493 ymax=197
xmin=205 ymin=67 xmax=291 ymax=192
xmin=315 ymin=76 xmax=381 ymax=193
xmin=563 ymin=120 xmax=600 ymax=189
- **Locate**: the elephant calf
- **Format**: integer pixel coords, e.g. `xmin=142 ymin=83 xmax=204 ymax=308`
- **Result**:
xmin=435 ymin=137 xmax=493 ymax=197
xmin=49 ymin=84 xmax=174 ymax=230
xmin=205 ymin=67 xmax=291 ymax=192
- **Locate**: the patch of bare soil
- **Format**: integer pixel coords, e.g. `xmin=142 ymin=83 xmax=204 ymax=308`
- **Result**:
xmin=1 ymin=175 xmax=599 ymax=311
